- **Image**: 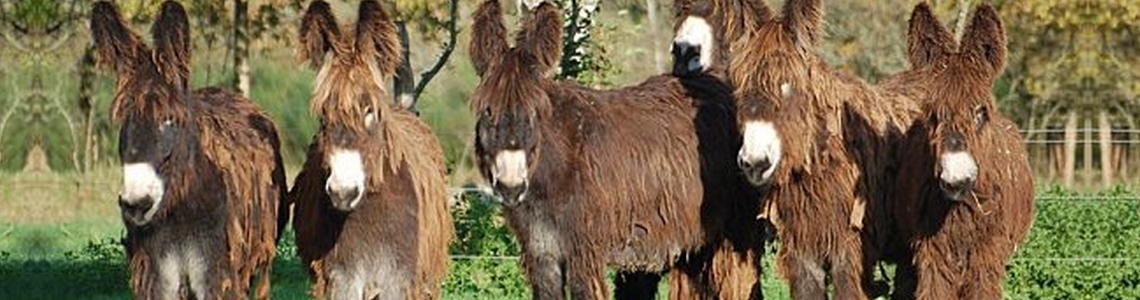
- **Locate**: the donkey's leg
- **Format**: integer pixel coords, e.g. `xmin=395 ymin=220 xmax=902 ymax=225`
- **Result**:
xmin=566 ymin=261 xmax=608 ymax=300
xmin=326 ymin=264 xmax=366 ymax=300
xmin=960 ymin=255 xmax=1007 ymax=300
xmin=520 ymin=217 xmax=567 ymax=300
xmin=829 ymin=238 xmax=869 ymax=300
xmin=779 ymin=249 xmax=826 ymax=300
xmin=709 ymin=243 xmax=763 ymax=300
xmin=614 ymin=271 xmax=662 ymax=300
xmin=891 ymin=255 xmax=918 ymax=300
xmin=912 ymin=241 xmax=957 ymax=300
xmin=523 ymin=250 xmax=566 ymax=300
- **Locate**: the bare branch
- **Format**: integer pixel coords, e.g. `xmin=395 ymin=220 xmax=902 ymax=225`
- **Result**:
xmin=411 ymin=0 xmax=459 ymax=105
xmin=393 ymin=22 xmax=415 ymax=109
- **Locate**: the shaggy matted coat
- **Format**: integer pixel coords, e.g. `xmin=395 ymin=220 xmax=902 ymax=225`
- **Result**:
xmin=470 ymin=1 xmax=765 ymax=299
xmin=90 ymin=1 xmax=285 ymax=298
xmin=888 ymin=4 xmax=1035 ymax=299
xmin=722 ymin=0 xmax=932 ymax=298
xmin=287 ymin=1 xmax=453 ymax=299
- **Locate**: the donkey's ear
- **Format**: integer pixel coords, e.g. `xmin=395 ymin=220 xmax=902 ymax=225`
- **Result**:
xmin=298 ymin=0 xmax=343 ymax=70
xmin=354 ymin=0 xmax=401 ymax=76
xmin=470 ymin=0 xmax=509 ymax=76
xmin=516 ymin=2 xmax=562 ymax=73
xmin=90 ymin=1 xmax=144 ymax=73
xmin=725 ymin=0 xmax=774 ymax=44
xmin=961 ymin=3 xmax=1006 ymax=76
xmin=782 ymin=0 xmax=822 ymax=49
xmin=906 ymin=2 xmax=954 ymax=69
xmin=151 ymin=1 xmax=191 ymax=88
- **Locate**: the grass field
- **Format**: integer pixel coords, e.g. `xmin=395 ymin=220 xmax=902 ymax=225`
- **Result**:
xmin=0 ymin=169 xmax=1137 ymax=299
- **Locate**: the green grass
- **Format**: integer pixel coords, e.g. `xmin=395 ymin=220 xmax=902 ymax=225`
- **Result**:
xmin=0 ymin=177 xmax=1136 ymax=298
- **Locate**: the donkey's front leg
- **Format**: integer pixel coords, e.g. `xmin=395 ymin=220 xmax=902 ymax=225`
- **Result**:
xmin=523 ymin=247 xmax=566 ymax=300
xmin=566 ymin=256 xmax=608 ymax=300
xmin=779 ymin=250 xmax=827 ymax=300
xmin=830 ymin=242 xmax=869 ymax=300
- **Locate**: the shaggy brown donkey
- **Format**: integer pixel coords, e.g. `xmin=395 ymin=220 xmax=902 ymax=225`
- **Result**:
xmin=288 ymin=1 xmax=453 ymax=298
xmin=718 ymin=0 xmax=929 ymax=298
xmin=91 ymin=1 xmax=286 ymax=298
xmin=889 ymin=4 xmax=1035 ymax=299
xmin=470 ymin=0 xmax=765 ymax=299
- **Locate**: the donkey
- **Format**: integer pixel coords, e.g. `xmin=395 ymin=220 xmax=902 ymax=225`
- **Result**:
xmin=888 ymin=4 xmax=1035 ymax=299
xmin=91 ymin=1 xmax=286 ymax=298
xmin=470 ymin=0 xmax=765 ymax=299
xmin=287 ymin=1 xmax=453 ymax=298
xmin=687 ymin=0 xmax=930 ymax=298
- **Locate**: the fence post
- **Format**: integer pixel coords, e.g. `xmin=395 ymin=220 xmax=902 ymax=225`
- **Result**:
xmin=1063 ymin=111 xmax=1078 ymax=188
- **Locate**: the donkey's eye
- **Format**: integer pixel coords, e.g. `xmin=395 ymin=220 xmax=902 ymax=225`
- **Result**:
xmin=159 ymin=119 xmax=173 ymax=132
xmin=974 ymin=105 xmax=989 ymax=130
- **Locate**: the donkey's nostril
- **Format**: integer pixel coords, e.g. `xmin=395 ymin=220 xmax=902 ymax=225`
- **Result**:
xmin=119 ymin=196 xmax=155 ymax=225
xmin=671 ymin=43 xmax=702 ymax=77
xmin=330 ymin=186 xmax=362 ymax=203
xmin=738 ymin=156 xmax=752 ymax=169
xmin=754 ymin=159 xmax=772 ymax=174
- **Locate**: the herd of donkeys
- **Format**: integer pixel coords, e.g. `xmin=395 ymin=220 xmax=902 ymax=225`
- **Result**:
xmin=90 ymin=0 xmax=1035 ymax=298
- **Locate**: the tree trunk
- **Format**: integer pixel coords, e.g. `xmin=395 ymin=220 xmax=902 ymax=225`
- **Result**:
xmin=79 ymin=46 xmax=96 ymax=173
xmin=232 ymin=0 xmax=251 ymax=98
xmin=646 ymin=0 xmax=664 ymax=74
xmin=393 ymin=22 xmax=416 ymax=110
xmin=1082 ymin=115 xmax=1093 ymax=186
xmin=1099 ymin=110 xmax=1113 ymax=187
xmin=1063 ymin=111 xmax=1078 ymax=188
xmin=954 ymin=0 xmax=971 ymax=40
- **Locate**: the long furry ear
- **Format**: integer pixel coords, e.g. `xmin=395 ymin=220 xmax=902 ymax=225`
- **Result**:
xmin=152 ymin=1 xmax=191 ymax=88
xmin=470 ymin=0 xmax=509 ymax=76
xmin=961 ymin=3 xmax=1006 ymax=76
xmin=725 ymin=0 xmax=773 ymax=43
xmin=298 ymin=0 xmax=343 ymax=70
xmin=516 ymin=2 xmax=562 ymax=73
xmin=782 ymin=0 xmax=822 ymax=49
xmin=90 ymin=1 xmax=144 ymax=73
xmin=907 ymin=2 xmax=954 ymax=69
xmin=354 ymin=0 xmax=401 ymax=77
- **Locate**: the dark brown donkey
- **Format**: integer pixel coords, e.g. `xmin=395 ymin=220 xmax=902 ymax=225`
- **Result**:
xmin=711 ymin=0 xmax=928 ymax=298
xmin=288 ymin=1 xmax=453 ymax=298
xmin=889 ymin=4 xmax=1035 ymax=299
xmin=470 ymin=0 xmax=764 ymax=299
xmin=91 ymin=1 xmax=286 ymax=298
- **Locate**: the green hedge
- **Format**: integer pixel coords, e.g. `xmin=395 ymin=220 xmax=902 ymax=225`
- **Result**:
xmin=1 ymin=188 xmax=1136 ymax=299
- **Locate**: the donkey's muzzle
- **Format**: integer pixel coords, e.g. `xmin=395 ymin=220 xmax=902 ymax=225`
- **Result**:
xmin=493 ymin=181 xmax=529 ymax=204
xmin=119 ymin=196 xmax=155 ymax=226
xmin=738 ymin=156 xmax=773 ymax=186
xmin=328 ymin=186 xmax=363 ymax=211
xmin=672 ymin=42 xmax=703 ymax=77
xmin=940 ymin=179 xmax=975 ymax=202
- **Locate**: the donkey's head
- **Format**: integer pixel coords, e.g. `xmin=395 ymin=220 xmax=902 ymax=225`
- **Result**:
xmin=908 ymin=3 xmax=1007 ymax=201
xmin=727 ymin=0 xmax=825 ymax=186
xmin=671 ymin=0 xmax=771 ymax=76
xmin=469 ymin=0 xmax=561 ymax=204
xmin=92 ymin=1 xmax=195 ymax=226
xmin=298 ymin=0 xmax=402 ymax=211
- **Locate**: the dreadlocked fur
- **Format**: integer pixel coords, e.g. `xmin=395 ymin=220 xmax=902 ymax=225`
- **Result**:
xmin=888 ymin=4 xmax=1035 ymax=299
xmin=289 ymin=1 xmax=453 ymax=298
xmin=470 ymin=1 xmax=766 ymax=299
xmin=718 ymin=0 xmax=938 ymax=298
xmin=91 ymin=1 xmax=285 ymax=298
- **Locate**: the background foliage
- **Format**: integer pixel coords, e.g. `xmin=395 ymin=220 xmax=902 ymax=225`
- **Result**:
xmin=0 ymin=0 xmax=1138 ymax=298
